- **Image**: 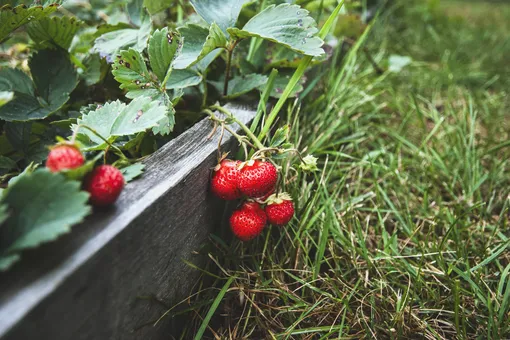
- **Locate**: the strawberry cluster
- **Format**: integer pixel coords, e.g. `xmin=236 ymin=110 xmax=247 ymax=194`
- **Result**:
xmin=211 ymin=158 xmax=295 ymax=241
xmin=46 ymin=144 xmax=125 ymax=207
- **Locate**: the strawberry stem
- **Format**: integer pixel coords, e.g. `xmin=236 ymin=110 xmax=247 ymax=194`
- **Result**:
xmin=204 ymin=106 xmax=265 ymax=151
xmin=74 ymin=124 xmax=129 ymax=161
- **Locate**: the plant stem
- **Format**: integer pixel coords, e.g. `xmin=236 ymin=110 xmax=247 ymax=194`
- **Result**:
xmin=75 ymin=124 xmax=128 ymax=161
xmin=210 ymin=105 xmax=265 ymax=150
xmin=223 ymin=39 xmax=241 ymax=96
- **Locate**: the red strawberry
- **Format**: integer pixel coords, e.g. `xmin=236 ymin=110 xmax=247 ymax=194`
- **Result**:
xmin=238 ymin=160 xmax=278 ymax=198
xmin=84 ymin=165 xmax=125 ymax=207
xmin=230 ymin=202 xmax=267 ymax=241
xmin=265 ymin=193 xmax=294 ymax=226
xmin=210 ymin=159 xmax=241 ymax=200
xmin=46 ymin=145 xmax=84 ymax=172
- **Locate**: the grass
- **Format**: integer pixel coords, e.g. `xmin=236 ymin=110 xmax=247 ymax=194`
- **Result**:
xmin=160 ymin=1 xmax=510 ymax=338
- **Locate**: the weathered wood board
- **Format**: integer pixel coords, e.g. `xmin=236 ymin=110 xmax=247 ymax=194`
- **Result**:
xmin=0 ymin=104 xmax=255 ymax=340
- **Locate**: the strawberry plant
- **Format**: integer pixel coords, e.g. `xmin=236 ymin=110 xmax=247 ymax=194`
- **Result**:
xmin=0 ymin=0 xmax=343 ymax=270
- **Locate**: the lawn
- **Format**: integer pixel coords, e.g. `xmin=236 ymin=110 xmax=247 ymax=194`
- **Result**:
xmin=174 ymin=0 xmax=510 ymax=338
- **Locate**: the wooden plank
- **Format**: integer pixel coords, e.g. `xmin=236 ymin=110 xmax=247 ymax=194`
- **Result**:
xmin=0 ymin=104 xmax=255 ymax=340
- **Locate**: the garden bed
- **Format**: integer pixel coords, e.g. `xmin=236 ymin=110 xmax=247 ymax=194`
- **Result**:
xmin=0 ymin=103 xmax=255 ymax=340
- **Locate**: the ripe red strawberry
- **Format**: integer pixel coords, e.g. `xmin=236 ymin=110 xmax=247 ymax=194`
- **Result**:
xmin=211 ymin=159 xmax=241 ymax=200
xmin=230 ymin=201 xmax=267 ymax=241
xmin=238 ymin=160 xmax=278 ymax=198
xmin=46 ymin=145 xmax=84 ymax=172
xmin=265 ymin=194 xmax=295 ymax=226
xmin=84 ymin=165 xmax=125 ymax=207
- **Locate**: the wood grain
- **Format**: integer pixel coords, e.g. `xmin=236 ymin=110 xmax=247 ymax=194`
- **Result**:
xmin=0 ymin=104 xmax=255 ymax=340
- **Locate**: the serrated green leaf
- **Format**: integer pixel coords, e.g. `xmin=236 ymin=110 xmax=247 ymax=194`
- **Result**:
xmin=224 ymin=73 xmax=268 ymax=98
xmin=166 ymin=69 xmax=202 ymax=90
xmin=94 ymin=16 xmax=151 ymax=63
xmin=76 ymin=96 xmax=170 ymax=150
xmin=190 ymin=0 xmax=249 ymax=37
xmin=26 ymin=16 xmax=81 ymax=50
xmin=0 ymin=4 xmax=60 ymax=42
xmin=173 ymin=23 xmax=226 ymax=70
xmin=112 ymin=48 xmax=157 ymax=99
xmin=120 ymin=162 xmax=145 ymax=182
xmin=228 ymin=4 xmax=324 ymax=57
xmin=148 ymin=28 xmax=181 ymax=83
xmin=30 ymin=48 xmax=78 ymax=112
xmin=0 ymin=169 xmax=90 ymax=271
xmin=151 ymin=112 xmax=175 ymax=136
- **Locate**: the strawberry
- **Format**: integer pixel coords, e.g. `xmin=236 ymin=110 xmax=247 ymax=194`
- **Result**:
xmin=84 ymin=165 xmax=125 ymax=207
xmin=238 ymin=160 xmax=278 ymax=198
xmin=210 ymin=159 xmax=242 ymax=200
xmin=230 ymin=201 xmax=267 ymax=241
xmin=265 ymin=193 xmax=295 ymax=226
xmin=46 ymin=145 xmax=84 ymax=173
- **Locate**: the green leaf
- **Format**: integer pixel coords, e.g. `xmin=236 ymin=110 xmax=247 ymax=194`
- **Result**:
xmin=0 ymin=156 xmax=17 ymax=171
xmin=0 ymin=169 xmax=90 ymax=271
xmin=30 ymin=48 xmax=78 ymax=112
xmin=76 ymin=96 xmax=170 ymax=150
xmin=173 ymin=23 xmax=226 ymax=70
xmin=0 ymin=91 xmax=13 ymax=107
xmin=120 ymin=162 xmax=145 ymax=182
xmin=0 ymin=254 xmax=20 ymax=272
xmin=0 ymin=68 xmax=34 ymax=96
xmin=5 ymin=122 xmax=31 ymax=153
xmin=148 ymin=27 xmax=181 ymax=83
xmin=83 ymin=53 xmax=106 ymax=86
xmin=143 ymin=0 xmax=173 ymax=15
xmin=151 ymin=104 xmax=176 ymax=136
xmin=225 ymin=74 xmax=267 ymax=98
xmin=26 ymin=16 xmax=81 ymax=50
xmin=8 ymin=162 xmax=38 ymax=187
xmin=0 ymin=68 xmax=48 ymax=122
xmin=0 ymin=4 xmax=60 ymax=42
xmin=270 ymin=125 xmax=290 ymax=148
xmin=94 ymin=15 xmax=151 ymax=63
xmin=112 ymin=48 xmax=156 ymax=99
xmin=228 ymin=4 xmax=324 ymax=57
xmin=190 ymin=0 xmax=249 ymax=37
xmin=166 ymin=69 xmax=203 ymax=90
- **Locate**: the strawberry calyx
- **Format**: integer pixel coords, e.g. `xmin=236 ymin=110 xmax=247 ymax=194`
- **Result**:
xmin=265 ymin=192 xmax=292 ymax=205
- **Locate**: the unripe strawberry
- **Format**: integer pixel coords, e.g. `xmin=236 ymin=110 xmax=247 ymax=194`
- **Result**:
xmin=238 ymin=160 xmax=278 ymax=198
xmin=230 ymin=201 xmax=267 ymax=241
xmin=210 ymin=159 xmax=241 ymax=200
xmin=84 ymin=165 xmax=125 ymax=207
xmin=265 ymin=193 xmax=294 ymax=226
xmin=46 ymin=145 xmax=84 ymax=172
